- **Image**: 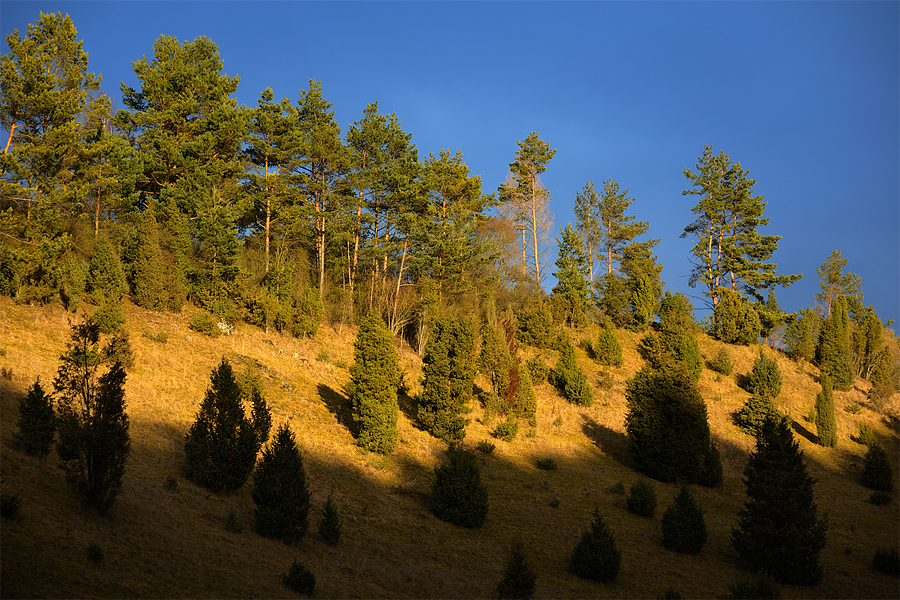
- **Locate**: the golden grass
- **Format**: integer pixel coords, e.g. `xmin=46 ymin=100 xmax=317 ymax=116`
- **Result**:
xmin=1 ymin=298 xmax=898 ymax=598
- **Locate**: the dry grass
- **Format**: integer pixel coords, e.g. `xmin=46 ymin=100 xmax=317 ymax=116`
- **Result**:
xmin=1 ymin=298 xmax=898 ymax=598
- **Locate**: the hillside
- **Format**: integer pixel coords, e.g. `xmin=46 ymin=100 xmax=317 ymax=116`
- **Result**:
xmin=1 ymin=297 xmax=898 ymax=599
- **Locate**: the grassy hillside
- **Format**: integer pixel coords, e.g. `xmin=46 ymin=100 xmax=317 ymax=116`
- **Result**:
xmin=1 ymin=297 xmax=898 ymax=598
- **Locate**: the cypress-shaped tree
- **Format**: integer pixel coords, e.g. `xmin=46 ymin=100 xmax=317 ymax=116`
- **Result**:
xmin=550 ymin=337 xmax=593 ymax=407
xmin=183 ymin=358 xmax=269 ymax=492
xmin=514 ymin=365 xmax=537 ymax=427
xmin=661 ymin=486 xmax=708 ymax=554
xmin=712 ymin=287 xmax=761 ymax=345
xmin=87 ymin=234 xmax=127 ymax=303
xmin=816 ymin=295 xmax=854 ymax=391
xmin=131 ymin=207 xmax=168 ymax=310
xmin=551 ymin=223 xmax=591 ymax=327
xmin=55 ymin=319 xmax=131 ymax=514
xmin=418 ymin=318 xmax=476 ymax=444
xmin=497 ymin=542 xmax=537 ymax=599
xmin=595 ymin=323 xmax=623 ymax=367
xmin=318 ymin=495 xmax=342 ymax=545
xmin=251 ymin=423 xmax=310 ymax=544
xmin=15 ymin=378 xmax=56 ymax=457
xmin=568 ymin=510 xmax=621 ymax=582
xmin=431 ymin=449 xmax=488 ymax=528
xmin=348 ymin=312 xmax=400 ymax=454
xmin=736 ymin=351 xmax=782 ymax=436
xmin=861 ymin=444 xmax=893 ymax=493
xmin=731 ymin=417 xmax=827 ymax=585
xmin=814 ymin=374 xmax=837 ymax=447
xmin=625 ymin=366 xmax=722 ymax=486
xmin=785 ymin=308 xmax=820 ymax=363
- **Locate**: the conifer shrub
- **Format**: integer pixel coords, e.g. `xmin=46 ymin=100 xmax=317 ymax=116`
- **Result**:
xmin=418 ymin=318 xmax=476 ymax=444
xmin=712 ymin=288 xmax=761 ymax=345
xmin=525 ymin=355 xmax=549 ymax=385
xmin=189 ymin=311 xmax=221 ymax=337
xmin=639 ymin=330 xmax=703 ymax=383
xmin=785 ymin=308 xmax=820 ymax=363
xmin=535 ymin=457 xmax=557 ymax=471
xmin=252 ymin=423 xmax=310 ymax=544
xmin=869 ymin=492 xmax=891 ymax=506
xmin=515 ymin=366 xmax=537 ymax=426
xmin=814 ymin=374 xmax=837 ymax=447
xmin=732 ymin=417 xmax=827 ymax=585
xmin=430 ymin=450 xmax=488 ymax=528
xmin=492 ymin=416 xmax=519 ymax=442
xmin=498 ymin=542 xmax=537 ymax=599
xmin=476 ymin=440 xmax=496 ymax=455
xmin=318 ymin=495 xmax=342 ymax=546
xmin=282 ymin=558 xmax=316 ymax=594
xmin=290 ymin=287 xmax=323 ymax=339
xmin=131 ymin=208 xmax=168 ymax=310
xmin=658 ymin=587 xmax=685 ymax=600
xmin=661 ymin=486 xmax=708 ymax=554
xmin=568 ymin=510 xmax=621 ymax=583
xmin=551 ymin=339 xmax=593 ymax=407
xmin=626 ymin=480 xmax=657 ymax=517
xmin=516 ymin=302 xmax=555 ymax=348
xmin=722 ymin=572 xmax=781 ymax=600
xmin=746 ymin=350 xmax=782 ymax=400
xmin=708 ymin=347 xmax=734 ymax=376
xmin=92 ymin=299 xmax=125 ymax=334
xmin=61 ymin=255 xmax=88 ymax=312
xmin=15 ymin=379 xmax=56 ymax=457
xmin=595 ymin=325 xmax=623 ymax=367
xmin=224 ymin=510 xmax=243 ymax=533
xmin=625 ymin=367 xmax=722 ymax=486
xmin=183 ymin=358 xmax=270 ymax=492
xmin=735 ymin=395 xmax=780 ymax=437
xmin=816 ymin=295 xmax=854 ymax=391
xmin=873 ymin=547 xmax=900 ymax=577
xmin=853 ymin=423 xmax=875 ymax=447
xmin=861 ymin=443 xmax=893 ymax=493
xmin=348 ymin=313 xmax=400 ymax=454
xmin=87 ymin=234 xmax=127 ymax=304
xmin=87 ymin=543 xmax=104 ymax=563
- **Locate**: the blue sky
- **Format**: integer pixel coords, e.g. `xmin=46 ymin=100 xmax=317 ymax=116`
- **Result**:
xmin=3 ymin=1 xmax=898 ymax=326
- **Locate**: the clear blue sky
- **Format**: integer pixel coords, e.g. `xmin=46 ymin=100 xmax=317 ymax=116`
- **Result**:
xmin=3 ymin=1 xmax=898 ymax=326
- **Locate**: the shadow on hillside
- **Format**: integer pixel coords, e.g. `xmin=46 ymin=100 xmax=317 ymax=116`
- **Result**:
xmin=317 ymin=383 xmax=357 ymax=437
xmin=580 ymin=415 xmax=632 ymax=467
xmin=791 ymin=420 xmax=818 ymax=445
xmin=397 ymin=389 xmax=420 ymax=426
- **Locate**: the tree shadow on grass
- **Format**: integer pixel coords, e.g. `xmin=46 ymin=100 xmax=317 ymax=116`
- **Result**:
xmin=317 ymin=383 xmax=357 ymax=438
xmin=791 ymin=419 xmax=818 ymax=445
xmin=580 ymin=415 xmax=633 ymax=468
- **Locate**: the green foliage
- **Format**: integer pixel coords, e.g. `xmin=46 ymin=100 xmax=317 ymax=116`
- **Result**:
xmin=661 ymin=486 xmax=708 ymax=554
xmin=853 ymin=423 xmax=875 ymax=447
xmin=476 ymin=440 xmax=496 ymax=455
xmin=54 ymin=319 xmax=131 ymax=514
xmin=551 ymin=223 xmax=591 ymax=327
xmin=87 ymin=543 xmax=104 ymax=563
xmin=348 ymin=313 xmax=400 ymax=454
xmin=497 ymin=543 xmax=537 ymax=600
xmin=318 ymin=495 xmax=342 ymax=546
xmin=252 ymin=423 xmax=310 ymax=544
xmin=785 ymin=308 xmax=820 ymax=363
xmin=282 ymin=558 xmax=316 ymax=594
xmin=535 ymin=457 xmax=557 ymax=471
xmin=708 ymin=347 xmax=734 ymax=376
xmin=659 ymin=292 xmax=698 ymax=334
xmin=550 ymin=338 xmax=593 ymax=406
xmin=816 ymin=295 xmax=854 ymax=391
xmin=861 ymin=444 xmax=893 ymax=493
xmin=224 ymin=510 xmax=243 ymax=533
xmin=15 ymin=379 xmax=56 ymax=457
xmin=183 ymin=358 xmax=269 ymax=492
xmin=873 ymin=547 xmax=900 ymax=577
xmin=1 ymin=492 xmax=21 ymax=519
xmin=732 ymin=417 xmax=827 ymax=585
xmin=746 ymin=350 xmax=782 ymax=400
xmin=658 ymin=587 xmax=685 ymax=600
xmin=814 ymin=374 xmax=837 ymax=447
xmin=712 ymin=288 xmax=761 ymax=345
xmin=639 ymin=329 xmax=703 ymax=383
xmin=625 ymin=367 xmax=722 ymax=486
xmin=479 ymin=319 xmax=513 ymax=398
xmin=61 ymin=255 xmax=89 ymax=312
xmin=515 ymin=366 xmax=537 ymax=427
xmin=88 ymin=235 xmax=128 ymax=304
xmin=290 ymin=287 xmax=323 ymax=339
xmin=595 ymin=324 xmax=623 ymax=367
xmin=735 ymin=394 xmax=780 ymax=438
xmin=722 ymin=572 xmax=781 ymax=600
xmin=626 ymin=479 xmax=657 ymax=517
xmin=131 ymin=208 xmax=168 ymax=311
xmin=189 ymin=311 xmax=222 ymax=337
xmin=418 ymin=318 xmax=476 ymax=444
xmin=431 ymin=450 xmax=488 ymax=528
xmin=92 ymin=299 xmax=125 ymax=334
xmin=516 ymin=302 xmax=555 ymax=348
xmin=568 ymin=510 xmax=621 ymax=583
xmin=525 ymin=355 xmax=549 ymax=385
xmin=492 ymin=416 xmax=519 ymax=442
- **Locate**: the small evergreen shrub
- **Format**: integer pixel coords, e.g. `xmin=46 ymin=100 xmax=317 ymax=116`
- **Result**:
xmin=746 ymin=351 xmax=782 ymax=400
xmin=164 ymin=475 xmax=178 ymax=492
xmin=93 ymin=300 xmax=125 ymax=334
xmin=610 ymin=481 xmax=625 ymax=495
xmin=712 ymin=288 xmax=761 ymax=345
xmin=1 ymin=492 xmax=20 ymax=519
xmin=708 ymin=348 xmax=734 ymax=376
xmin=252 ymin=423 xmax=310 ymax=544
xmin=873 ymin=547 xmax=900 ymax=577
xmin=190 ymin=311 xmax=221 ymax=337
xmin=596 ymin=369 xmax=614 ymax=390
xmin=661 ymin=486 xmax=707 ymax=554
xmin=476 ymin=440 xmax=496 ymax=455
xmin=492 ymin=417 xmax=519 ymax=442
xmin=568 ymin=510 xmax=621 ymax=582
xmin=595 ymin=326 xmax=623 ymax=367
xmin=224 ymin=510 xmax=243 ymax=533
xmin=861 ymin=444 xmax=893 ymax=492
xmin=315 ymin=350 xmax=329 ymax=363
xmin=563 ymin=369 xmax=593 ymax=407
xmin=497 ymin=542 xmax=537 ymax=600
xmin=814 ymin=374 xmax=837 ymax=447
xmin=626 ymin=480 xmax=657 ymax=517
xmin=431 ymin=450 xmax=488 ymax=528
xmin=525 ymin=355 xmax=549 ymax=385
xmin=318 ymin=495 xmax=342 ymax=546
xmin=853 ymin=423 xmax=875 ymax=446
xmin=722 ymin=572 xmax=780 ymax=599
xmin=142 ymin=330 xmax=168 ymax=344
xmin=15 ymin=379 xmax=56 ymax=457
xmin=551 ymin=340 xmax=593 ymax=407
xmin=87 ymin=543 xmax=104 ymax=563
xmin=516 ymin=302 xmax=555 ymax=348
xmin=535 ymin=457 xmax=557 ymax=471
xmin=282 ymin=558 xmax=316 ymax=594
xmin=658 ymin=587 xmax=684 ymax=600
xmin=735 ymin=395 xmax=780 ymax=437
xmin=844 ymin=402 xmax=862 ymax=414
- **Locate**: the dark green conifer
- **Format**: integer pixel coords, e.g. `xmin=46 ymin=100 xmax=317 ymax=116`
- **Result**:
xmin=131 ymin=208 xmax=167 ymax=310
xmin=625 ymin=367 xmax=722 ymax=486
xmin=816 ymin=295 xmax=854 ymax=391
xmin=732 ymin=417 xmax=827 ymax=585
xmin=251 ymin=423 xmax=310 ymax=544
xmin=318 ymin=495 xmax=342 ymax=545
xmin=498 ymin=542 xmax=537 ymax=599
xmin=861 ymin=444 xmax=893 ymax=493
xmin=568 ymin=510 xmax=621 ymax=582
xmin=595 ymin=324 xmax=623 ymax=367
xmin=551 ymin=223 xmax=591 ymax=327
xmin=87 ymin=234 xmax=127 ymax=303
xmin=183 ymin=358 xmax=269 ymax=491
xmin=712 ymin=287 xmax=761 ymax=345
xmin=661 ymin=486 xmax=708 ymax=554
xmin=515 ymin=366 xmax=537 ymax=427
xmin=15 ymin=378 xmax=56 ymax=457
xmin=708 ymin=347 xmax=734 ymax=376
xmin=418 ymin=318 xmax=476 ymax=444
xmin=430 ymin=450 xmax=488 ymax=528
xmin=746 ymin=350 xmax=782 ymax=401
xmin=814 ymin=374 xmax=837 ymax=447
xmin=785 ymin=308 xmax=820 ymax=363
xmin=735 ymin=394 xmax=780 ymax=437
xmin=550 ymin=337 xmax=593 ymax=406
xmin=348 ymin=312 xmax=400 ymax=454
